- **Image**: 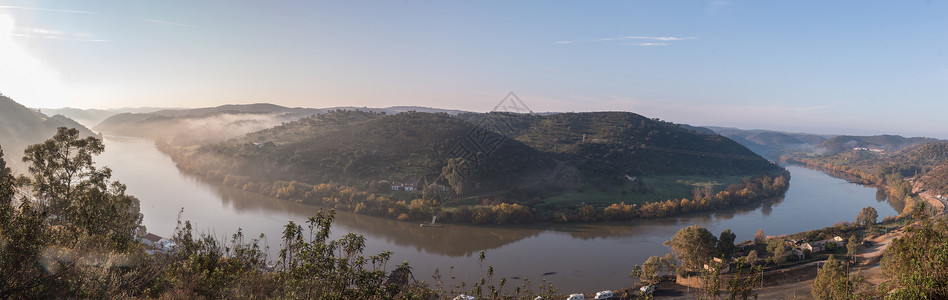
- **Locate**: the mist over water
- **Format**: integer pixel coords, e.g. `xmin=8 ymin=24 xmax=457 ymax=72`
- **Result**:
xmin=97 ymin=136 xmax=900 ymax=292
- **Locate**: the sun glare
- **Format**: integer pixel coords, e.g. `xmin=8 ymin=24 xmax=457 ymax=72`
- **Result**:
xmin=0 ymin=13 xmax=67 ymax=108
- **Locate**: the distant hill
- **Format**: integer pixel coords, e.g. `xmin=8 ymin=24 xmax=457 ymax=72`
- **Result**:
xmin=0 ymin=94 xmax=97 ymax=173
xmin=817 ymin=135 xmax=934 ymax=154
xmin=40 ymin=107 xmax=170 ymax=128
xmin=782 ymin=135 xmax=948 ymax=197
xmin=706 ymin=127 xmax=831 ymax=160
xmin=93 ymin=104 xmax=470 ymax=144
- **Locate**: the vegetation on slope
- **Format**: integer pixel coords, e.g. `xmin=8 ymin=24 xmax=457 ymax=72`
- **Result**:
xmin=0 ymin=94 xmax=97 ymax=172
xmin=159 ymin=110 xmax=785 ymax=224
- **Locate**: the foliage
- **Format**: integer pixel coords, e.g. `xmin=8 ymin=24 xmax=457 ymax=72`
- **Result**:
xmin=717 ymin=229 xmax=737 ymax=260
xmin=665 ymin=225 xmax=718 ymax=273
xmin=0 ymin=131 xmax=150 ymax=298
xmin=726 ymin=261 xmax=762 ymax=300
xmin=881 ymin=218 xmax=948 ymax=299
xmin=766 ymin=238 xmax=787 ymax=265
xmin=855 ymin=206 xmax=878 ymax=228
xmin=811 ymin=255 xmax=862 ymax=299
xmin=630 ymin=254 xmax=675 ymax=284
xmin=846 ymin=235 xmax=860 ymax=261
xmin=21 ymin=127 xmax=145 ymax=251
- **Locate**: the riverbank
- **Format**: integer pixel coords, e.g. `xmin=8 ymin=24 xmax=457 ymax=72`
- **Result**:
xmin=98 ymin=137 xmax=902 ymax=292
xmin=648 ymin=185 xmax=948 ymax=299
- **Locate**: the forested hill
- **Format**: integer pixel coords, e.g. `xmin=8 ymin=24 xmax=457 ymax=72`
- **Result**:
xmin=181 ymin=110 xmax=557 ymax=193
xmin=0 ymin=94 xmax=97 ymax=172
xmin=783 ymin=137 xmax=948 ymax=197
xmin=175 ymin=110 xmax=781 ymax=195
xmin=818 ymin=135 xmax=935 ymax=154
xmin=457 ymin=112 xmax=782 ymax=179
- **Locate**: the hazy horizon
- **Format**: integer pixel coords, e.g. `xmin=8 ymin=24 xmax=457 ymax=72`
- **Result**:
xmin=2 ymin=1 xmax=947 ymax=138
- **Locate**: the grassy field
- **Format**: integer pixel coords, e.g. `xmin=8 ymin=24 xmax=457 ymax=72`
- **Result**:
xmin=537 ymin=175 xmax=746 ymax=210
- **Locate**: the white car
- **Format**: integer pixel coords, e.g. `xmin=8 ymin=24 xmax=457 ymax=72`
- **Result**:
xmin=566 ymin=293 xmax=584 ymax=300
xmin=453 ymin=294 xmax=475 ymax=300
xmin=594 ymin=290 xmax=613 ymax=299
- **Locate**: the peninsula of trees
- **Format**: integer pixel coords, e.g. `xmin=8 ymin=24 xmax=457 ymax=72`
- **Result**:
xmin=131 ymin=108 xmax=787 ymax=224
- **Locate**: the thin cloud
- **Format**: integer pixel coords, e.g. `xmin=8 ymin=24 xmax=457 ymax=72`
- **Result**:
xmin=630 ymin=42 xmax=667 ymax=46
xmin=10 ymin=33 xmax=107 ymax=42
xmin=142 ymin=18 xmax=196 ymax=28
xmin=0 ymin=5 xmax=96 ymax=14
xmin=555 ymin=36 xmax=696 ymax=45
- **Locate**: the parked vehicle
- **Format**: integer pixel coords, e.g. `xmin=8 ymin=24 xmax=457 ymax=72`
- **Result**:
xmin=566 ymin=293 xmax=584 ymax=300
xmin=594 ymin=290 xmax=613 ymax=299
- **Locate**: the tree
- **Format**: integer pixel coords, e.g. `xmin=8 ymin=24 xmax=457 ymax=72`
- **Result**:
xmin=754 ymin=229 xmax=766 ymax=249
xmin=726 ymin=261 xmax=763 ymax=300
xmin=630 ymin=254 xmax=675 ymax=284
xmin=717 ymin=229 xmax=737 ymax=259
xmin=0 ymin=146 xmax=62 ymax=298
xmin=441 ymin=158 xmax=470 ymax=195
xmin=744 ymin=250 xmax=759 ymax=266
xmin=579 ymin=204 xmax=597 ymax=222
xmin=811 ymin=255 xmax=861 ymax=299
xmin=21 ymin=127 xmax=144 ymax=250
xmin=846 ymin=235 xmax=860 ymax=262
xmin=665 ymin=225 xmax=718 ymax=273
xmin=881 ymin=218 xmax=948 ymax=299
xmin=855 ymin=206 xmax=878 ymax=228
xmin=766 ymin=238 xmax=787 ymax=265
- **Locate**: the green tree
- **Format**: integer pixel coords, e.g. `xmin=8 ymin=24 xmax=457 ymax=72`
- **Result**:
xmin=766 ymin=238 xmax=787 ymax=265
xmin=846 ymin=235 xmax=860 ymax=262
xmin=744 ymin=250 xmax=759 ymax=266
xmin=717 ymin=229 xmax=737 ymax=259
xmin=855 ymin=206 xmax=878 ymax=228
xmin=726 ymin=261 xmax=763 ymax=300
xmin=21 ymin=127 xmax=144 ymax=250
xmin=441 ymin=158 xmax=469 ymax=195
xmin=0 ymin=145 xmax=62 ymax=298
xmin=881 ymin=218 xmax=948 ymax=299
xmin=811 ymin=255 xmax=860 ymax=299
xmin=665 ymin=225 xmax=718 ymax=273
xmin=630 ymin=254 xmax=675 ymax=284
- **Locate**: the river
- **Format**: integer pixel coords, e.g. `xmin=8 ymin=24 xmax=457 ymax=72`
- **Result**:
xmin=96 ymin=136 xmax=901 ymax=293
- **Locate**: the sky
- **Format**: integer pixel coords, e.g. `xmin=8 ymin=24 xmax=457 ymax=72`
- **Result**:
xmin=0 ymin=1 xmax=946 ymax=137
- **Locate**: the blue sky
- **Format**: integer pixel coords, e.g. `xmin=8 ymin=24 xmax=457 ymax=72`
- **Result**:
xmin=0 ymin=1 xmax=946 ymax=137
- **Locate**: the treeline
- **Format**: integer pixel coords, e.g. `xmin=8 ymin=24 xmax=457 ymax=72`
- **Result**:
xmin=558 ymin=173 xmax=790 ymax=222
xmin=781 ymin=156 xmax=878 ymax=185
xmin=782 ymin=156 xmax=916 ymax=204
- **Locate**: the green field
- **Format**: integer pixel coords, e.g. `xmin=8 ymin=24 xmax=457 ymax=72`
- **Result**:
xmin=537 ymin=175 xmax=746 ymax=210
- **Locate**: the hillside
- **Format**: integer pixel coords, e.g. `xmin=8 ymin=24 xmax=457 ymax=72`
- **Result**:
xmin=0 ymin=94 xmax=97 ymax=173
xmin=706 ymin=127 xmax=830 ymax=160
xmin=178 ymin=110 xmax=557 ymax=194
xmin=155 ymin=110 xmax=787 ymax=224
xmin=93 ymin=104 xmax=471 ymax=144
xmin=818 ymin=135 xmax=934 ymax=154
xmin=783 ymin=137 xmax=948 ymax=200
xmin=40 ymin=107 xmax=169 ymax=128
xmin=459 ymin=112 xmax=781 ymax=179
